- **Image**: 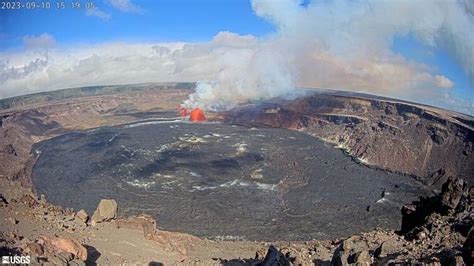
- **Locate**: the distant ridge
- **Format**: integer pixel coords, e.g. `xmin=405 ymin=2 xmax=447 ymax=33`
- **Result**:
xmin=0 ymin=82 xmax=195 ymax=110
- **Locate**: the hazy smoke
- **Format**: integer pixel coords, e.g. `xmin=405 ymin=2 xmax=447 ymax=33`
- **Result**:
xmin=185 ymin=0 xmax=474 ymax=111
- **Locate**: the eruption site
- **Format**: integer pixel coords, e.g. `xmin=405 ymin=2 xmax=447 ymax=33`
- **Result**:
xmin=189 ymin=108 xmax=206 ymax=122
xmin=0 ymin=0 xmax=473 ymax=263
xmin=178 ymin=105 xmax=207 ymax=122
xmin=178 ymin=0 xmax=474 ymax=114
xmin=0 ymin=83 xmax=472 ymax=264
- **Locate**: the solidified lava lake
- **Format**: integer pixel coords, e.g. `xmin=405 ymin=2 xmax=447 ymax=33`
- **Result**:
xmin=32 ymin=118 xmax=429 ymax=241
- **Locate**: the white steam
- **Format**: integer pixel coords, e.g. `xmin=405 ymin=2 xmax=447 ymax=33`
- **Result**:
xmin=183 ymin=34 xmax=295 ymax=110
xmin=185 ymin=0 xmax=474 ymax=112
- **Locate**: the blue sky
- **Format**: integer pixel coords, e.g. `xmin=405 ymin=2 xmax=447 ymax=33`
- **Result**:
xmin=392 ymin=35 xmax=473 ymax=106
xmin=0 ymin=0 xmax=273 ymax=48
xmin=0 ymin=0 xmax=472 ymax=114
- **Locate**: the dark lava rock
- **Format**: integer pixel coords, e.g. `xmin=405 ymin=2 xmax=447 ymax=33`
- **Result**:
xmin=429 ymin=168 xmax=448 ymax=188
xmin=331 ymin=237 xmax=370 ymax=266
xmin=427 ymin=124 xmax=448 ymax=145
xmin=463 ymin=229 xmax=474 ymax=265
xmin=0 ymin=114 xmax=8 ymax=128
xmin=400 ymin=177 xmax=471 ymax=235
xmin=0 ymin=194 xmax=8 ymax=207
xmin=332 ymin=199 xmax=471 ymax=266
xmin=4 ymin=144 xmax=17 ymax=156
xmin=440 ymin=177 xmax=466 ymax=212
xmin=260 ymin=245 xmax=292 ymax=266
xmin=32 ymin=122 xmax=429 ymax=240
xmin=436 ymin=248 xmax=465 ymax=266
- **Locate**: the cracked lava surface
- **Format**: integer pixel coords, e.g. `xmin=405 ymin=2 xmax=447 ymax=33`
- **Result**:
xmin=31 ymin=118 xmax=429 ymax=241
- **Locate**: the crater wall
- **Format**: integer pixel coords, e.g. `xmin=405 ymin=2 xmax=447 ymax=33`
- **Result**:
xmin=224 ymin=92 xmax=474 ymax=187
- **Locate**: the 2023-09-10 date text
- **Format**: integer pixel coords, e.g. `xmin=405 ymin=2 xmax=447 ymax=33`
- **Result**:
xmin=1 ymin=1 xmax=95 ymax=10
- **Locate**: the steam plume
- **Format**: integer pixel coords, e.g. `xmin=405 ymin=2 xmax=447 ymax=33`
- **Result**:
xmin=185 ymin=0 xmax=474 ymax=111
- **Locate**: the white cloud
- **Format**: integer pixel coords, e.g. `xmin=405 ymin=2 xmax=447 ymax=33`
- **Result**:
xmin=106 ymin=0 xmax=144 ymax=14
xmin=86 ymin=7 xmax=111 ymax=21
xmin=0 ymin=58 xmax=48 ymax=84
xmin=1 ymin=0 xmax=473 ymax=115
xmin=22 ymin=33 xmax=56 ymax=49
xmin=0 ymin=35 xmax=459 ymax=110
xmin=434 ymin=75 xmax=454 ymax=89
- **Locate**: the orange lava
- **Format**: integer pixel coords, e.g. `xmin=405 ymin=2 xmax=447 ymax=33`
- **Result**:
xmin=178 ymin=105 xmax=188 ymax=117
xmin=189 ymin=108 xmax=206 ymax=122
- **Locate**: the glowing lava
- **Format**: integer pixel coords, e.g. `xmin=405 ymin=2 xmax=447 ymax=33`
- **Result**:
xmin=189 ymin=108 xmax=206 ymax=122
xmin=178 ymin=105 xmax=188 ymax=117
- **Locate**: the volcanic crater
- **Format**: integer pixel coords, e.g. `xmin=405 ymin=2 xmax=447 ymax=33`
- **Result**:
xmin=32 ymin=116 xmax=429 ymax=241
xmin=1 ymin=84 xmax=473 ymax=264
xmin=0 ymin=83 xmax=474 ymax=247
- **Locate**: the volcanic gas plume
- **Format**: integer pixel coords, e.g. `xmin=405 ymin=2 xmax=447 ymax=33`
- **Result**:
xmin=181 ymin=0 xmax=474 ymax=113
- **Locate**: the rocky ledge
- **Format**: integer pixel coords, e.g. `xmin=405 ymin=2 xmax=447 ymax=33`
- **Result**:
xmin=1 ymin=176 xmax=471 ymax=265
xmin=214 ymin=177 xmax=472 ymax=265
